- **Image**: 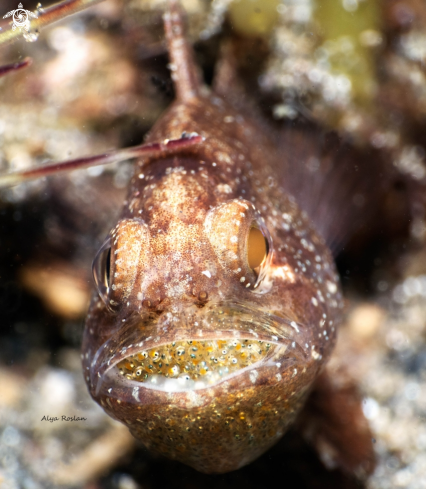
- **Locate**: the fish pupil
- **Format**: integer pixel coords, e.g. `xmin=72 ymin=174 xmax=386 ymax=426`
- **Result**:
xmin=105 ymin=247 xmax=111 ymax=287
xmin=247 ymin=227 xmax=268 ymax=269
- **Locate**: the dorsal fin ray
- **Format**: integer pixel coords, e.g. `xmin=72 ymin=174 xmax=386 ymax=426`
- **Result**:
xmin=163 ymin=0 xmax=204 ymax=101
xmin=0 ymin=135 xmax=203 ymax=188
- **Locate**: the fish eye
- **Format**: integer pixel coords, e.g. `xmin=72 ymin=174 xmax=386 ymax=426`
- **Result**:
xmin=92 ymin=237 xmax=113 ymax=307
xmin=247 ymin=226 xmax=269 ymax=270
xmin=205 ymin=199 xmax=273 ymax=290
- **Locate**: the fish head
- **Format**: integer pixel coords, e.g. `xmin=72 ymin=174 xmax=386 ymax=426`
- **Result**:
xmin=82 ymin=157 xmax=331 ymax=473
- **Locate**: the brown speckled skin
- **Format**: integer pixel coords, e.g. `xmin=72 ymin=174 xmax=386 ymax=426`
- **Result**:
xmin=82 ymin=1 xmax=343 ymax=474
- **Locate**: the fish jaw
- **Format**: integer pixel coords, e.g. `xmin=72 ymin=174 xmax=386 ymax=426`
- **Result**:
xmin=82 ymin=300 xmax=320 ymax=473
xmin=109 ymin=361 xmax=312 ymax=474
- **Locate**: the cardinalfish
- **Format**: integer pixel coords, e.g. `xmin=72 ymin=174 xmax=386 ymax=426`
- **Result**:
xmin=0 ymin=0 xmax=377 ymax=475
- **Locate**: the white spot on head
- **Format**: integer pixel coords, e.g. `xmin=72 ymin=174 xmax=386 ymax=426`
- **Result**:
xmin=249 ymin=370 xmax=259 ymax=383
xmin=326 ymin=280 xmax=337 ymax=294
xmin=201 ymin=270 xmax=212 ymax=278
xmin=132 ymin=387 xmax=140 ymax=402
xmin=311 ymin=350 xmax=321 ymax=360
xmin=290 ymin=321 xmax=300 ymax=333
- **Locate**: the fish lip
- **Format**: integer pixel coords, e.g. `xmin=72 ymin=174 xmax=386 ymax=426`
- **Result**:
xmin=90 ymin=300 xmax=311 ymax=395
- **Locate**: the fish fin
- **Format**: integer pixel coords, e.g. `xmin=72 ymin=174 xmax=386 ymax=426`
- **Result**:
xmin=277 ymin=125 xmax=387 ymax=256
xmin=0 ymin=134 xmax=203 ymax=188
xmin=163 ymin=0 xmax=204 ymax=101
xmin=213 ymin=36 xmax=271 ymax=116
xmin=297 ymin=365 xmax=375 ymax=478
xmin=213 ymin=40 xmax=245 ymax=103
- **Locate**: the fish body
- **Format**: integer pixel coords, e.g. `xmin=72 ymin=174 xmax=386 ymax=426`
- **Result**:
xmin=82 ymin=1 xmax=343 ymax=474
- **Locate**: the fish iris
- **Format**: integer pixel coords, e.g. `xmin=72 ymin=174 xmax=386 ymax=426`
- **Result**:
xmin=117 ymin=339 xmax=273 ymax=383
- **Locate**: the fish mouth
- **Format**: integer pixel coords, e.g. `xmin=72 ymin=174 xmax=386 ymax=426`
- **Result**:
xmin=90 ymin=301 xmax=310 ymax=395
xmin=116 ymin=337 xmax=276 ymax=389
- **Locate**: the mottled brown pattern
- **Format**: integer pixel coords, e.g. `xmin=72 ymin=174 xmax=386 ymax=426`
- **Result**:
xmin=82 ymin=0 xmax=344 ymax=474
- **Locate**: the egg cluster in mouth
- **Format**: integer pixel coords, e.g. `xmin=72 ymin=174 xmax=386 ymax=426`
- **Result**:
xmin=116 ymin=339 xmax=273 ymax=383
